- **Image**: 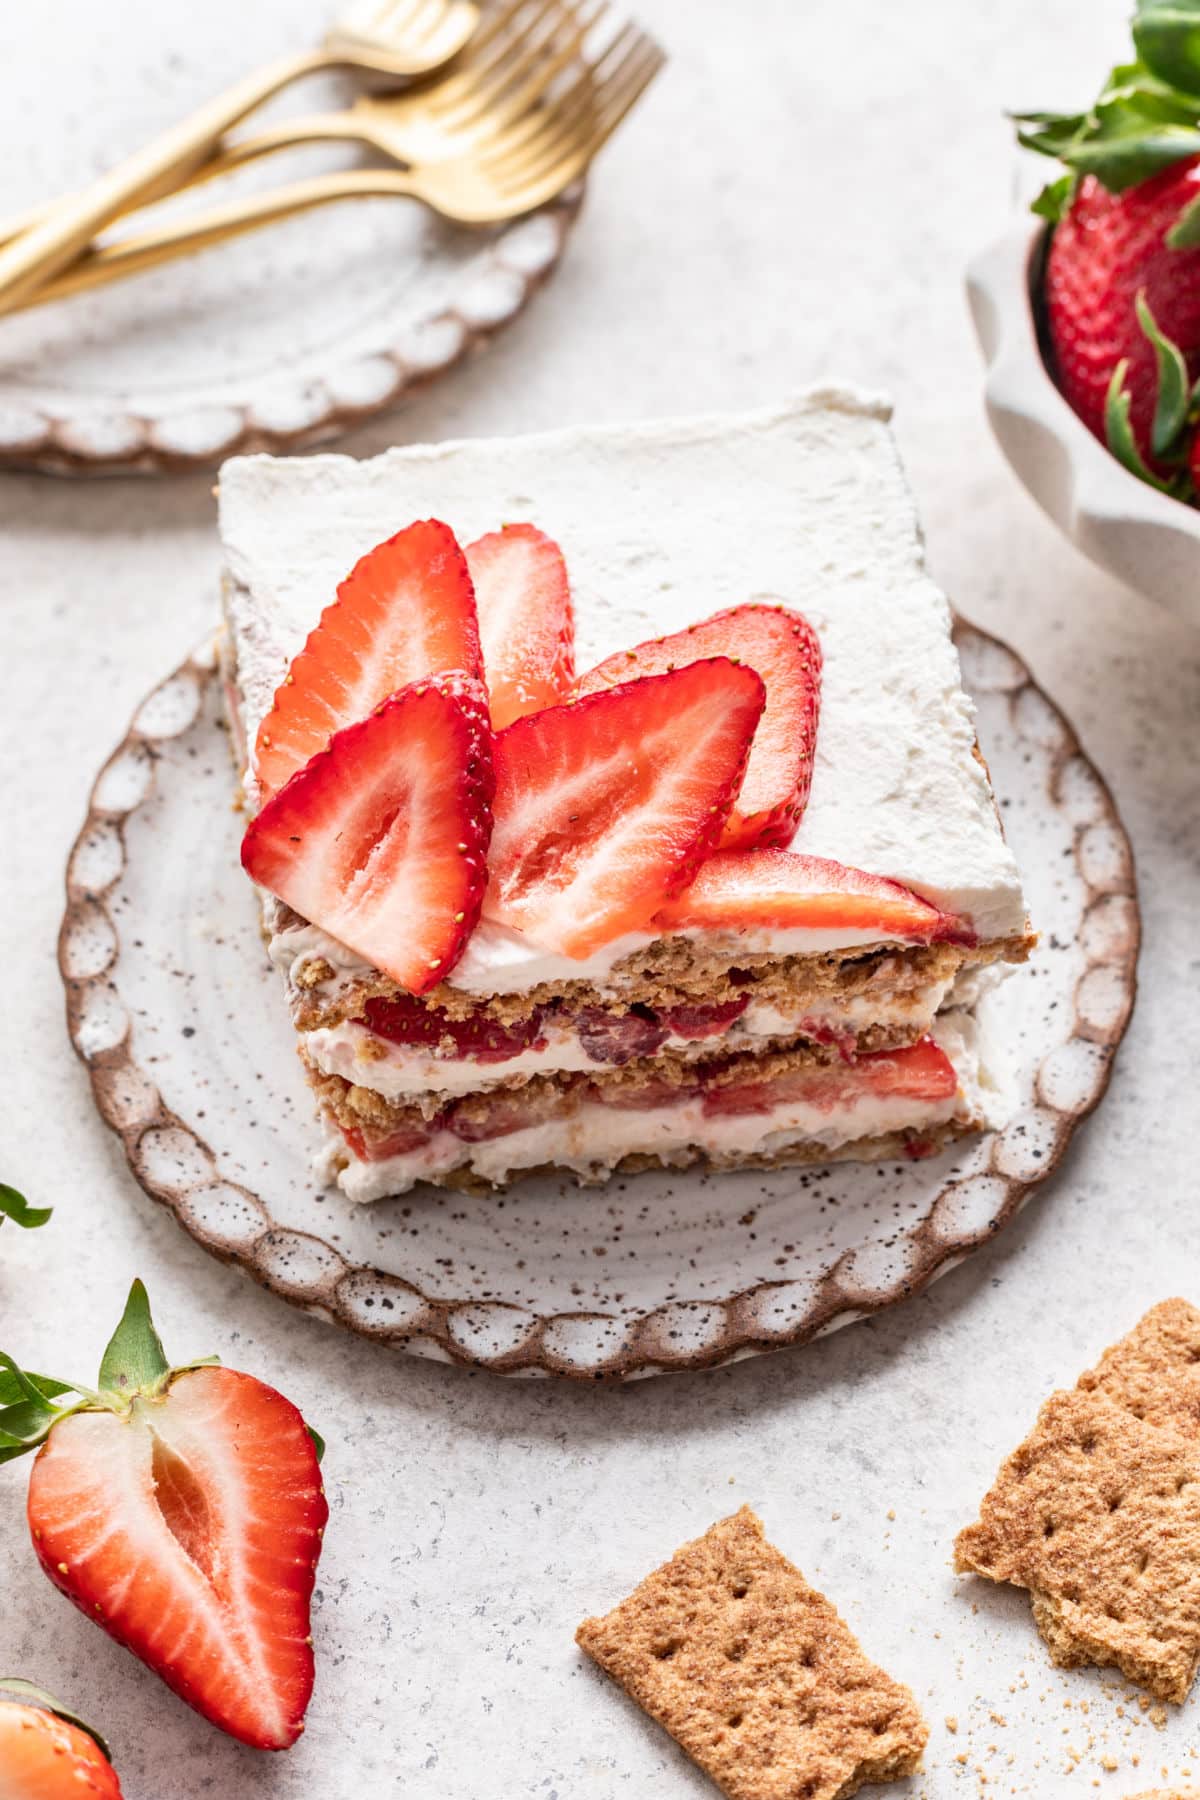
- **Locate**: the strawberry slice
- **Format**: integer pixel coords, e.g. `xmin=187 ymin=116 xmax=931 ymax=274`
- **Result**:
xmin=655 ymin=849 xmax=976 ymax=944
xmin=577 ymin=603 xmax=822 ymax=848
xmin=702 ymin=1035 xmax=958 ymax=1117
xmin=484 ymin=660 xmax=765 ymax=959
xmin=465 ymin=524 xmax=574 ymax=729
xmin=242 ymin=673 xmax=494 ymax=995
xmin=0 ymin=1683 xmax=123 ymax=1799
xmin=3 ymin=1284 xmax=327 ymax=1753
xmin=253 ymin=519 xmax=482 ymax=800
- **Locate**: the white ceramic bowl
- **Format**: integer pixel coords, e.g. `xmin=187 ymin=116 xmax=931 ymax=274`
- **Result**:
xmin=967 ymin=219 xmax=1200 ymax=622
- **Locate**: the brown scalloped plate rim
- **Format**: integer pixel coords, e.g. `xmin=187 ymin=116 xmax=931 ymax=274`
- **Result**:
xmin=0 ymin=187 xmax=582 ymax=479
xmin=58 ymin=619 xmax=1140 ymax=1378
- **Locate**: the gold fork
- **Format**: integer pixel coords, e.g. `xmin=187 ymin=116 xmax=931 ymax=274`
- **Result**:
xmin=0 ymin=22 xmax=665 ymax=313
xmin=0 ymin=0 xmax=600 ymax=255
xmin=0 ymin=0 xmax=480 ymax=314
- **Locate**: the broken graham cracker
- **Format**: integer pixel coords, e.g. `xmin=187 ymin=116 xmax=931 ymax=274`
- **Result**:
xmin=955 ymin=1386 xmax=1200 ymax=1703
xmin=576 ymin=1506 xmax=928 ymax=1800
xmin=1077 ymin=1298 xmax=1200 ymax=1439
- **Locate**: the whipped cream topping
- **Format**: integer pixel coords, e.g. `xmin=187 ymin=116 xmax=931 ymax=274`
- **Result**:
xmin=220 ymin=391 xmax=1028 ymax=993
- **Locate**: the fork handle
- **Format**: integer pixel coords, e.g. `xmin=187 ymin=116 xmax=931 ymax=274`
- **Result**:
xmin=0 ymin=113 xmax=376 ymax=254
xmin=0 ymin=47 xmax=330 ymax=313
xmin=5 ymin=169 xmax=432 ymax=313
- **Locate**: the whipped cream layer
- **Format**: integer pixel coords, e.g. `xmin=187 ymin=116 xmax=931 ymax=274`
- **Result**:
xmin=221 ymin=390 xmax=1028 ymax=998
xmin=318 ymin=1014 xmax=999 ymax=1202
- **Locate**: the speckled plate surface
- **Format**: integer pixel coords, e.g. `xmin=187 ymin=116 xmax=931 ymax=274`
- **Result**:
xmin=59 ymin=622 xmax=1138 ymax=1378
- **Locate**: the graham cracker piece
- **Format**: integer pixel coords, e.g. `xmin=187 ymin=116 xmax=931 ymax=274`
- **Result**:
xmin=955 ymin=1388 xmax=1200 ymax=1703
xmin=1077 ymin=1299 xmax=1200 ymax=1439
xmin=576 ymin=1506 xmax=927 ymax=1800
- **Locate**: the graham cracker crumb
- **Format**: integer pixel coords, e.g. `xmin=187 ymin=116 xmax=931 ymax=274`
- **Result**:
xmin=576 ymin=1506 xmax=928 ymax=1800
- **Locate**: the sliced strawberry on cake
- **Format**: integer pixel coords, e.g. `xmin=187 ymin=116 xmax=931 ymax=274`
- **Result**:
xmin=577 ymin=602 xmax=821 ymax=848
xmin=465 ymin=523 xmax=574 ymax=729
xmin=254 ymin=518 xmax=482 ymax=799
xmin=655 ymin=849 xmax=976 ymax=945
xmin=242 ymin=672 xmax=493 ymax=995
xmin=0 ymin=1284 xmax=327 ymax=1752
xmin=484 ymin=659 xmax=765 ymax=958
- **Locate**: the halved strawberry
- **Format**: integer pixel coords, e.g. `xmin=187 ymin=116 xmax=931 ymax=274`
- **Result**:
xmin=655 ymin=849 xmax=975 ymax=945
xmin=702 ymin=1035 xmax=958 ymax=1117
xmin=0 ymin=1682 xmax=122 ymax=1799
xmin=253 ymin=519 xmax=482 ymax=800
xmin=242 ymin=673 xmax=494 ymax=995
xmin=1 ymin=1284 xmax=327 ymax=1752
xmin=577 ymin=603 xmax=822 ymax=848
xmin=465 ymin=524 xmax=574 ymax=729
xmin=484 ymin=660 xmax=765 ymax=959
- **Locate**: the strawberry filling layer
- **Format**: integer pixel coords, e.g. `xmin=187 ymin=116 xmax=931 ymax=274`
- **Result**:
xmin=338 ymin=1034 xmax=958 ymax=1163
xmin=355 ymin=993 xmax=751 ymax=1070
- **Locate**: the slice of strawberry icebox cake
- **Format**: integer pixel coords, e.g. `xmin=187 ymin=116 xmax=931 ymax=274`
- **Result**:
xmin=217 ymin=392 xmax=1035 ymax=1202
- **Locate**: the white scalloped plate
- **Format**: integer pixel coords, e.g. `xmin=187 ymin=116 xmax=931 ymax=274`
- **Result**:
xmin=968 ymin=220 xmax=1200 ymax=622
xmin=59 ymin=622 xmax=1138 ymax=1378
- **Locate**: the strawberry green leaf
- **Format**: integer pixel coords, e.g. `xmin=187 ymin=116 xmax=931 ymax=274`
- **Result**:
xmin=0 ymin=1366 xmax=73 ymax=1409
xmin=1136 ymin=290 xmax=1193 ymax=451
xmin=97 ymin=1279 xmax=170 ymax=1396
xmin=1031 ymin=174 xmax=1077 ymax=221
xmin=1015 ymin=56 xmax=1200 ymax=194
xmin=1106 ymin=358 xmax=1176 ymax=488
xmin=0 ymin=1679 xmax=112 ymax=1763
xmin=1168 ymin=187 xmax=1200 ymax=242
xmin=1134 ymin=0 xmax=1200 ymax=97
xmin=306 ymin=1425 xmax=326 ymax=1465
xmin=0 ymin=1185 xmax=51 ymax=1230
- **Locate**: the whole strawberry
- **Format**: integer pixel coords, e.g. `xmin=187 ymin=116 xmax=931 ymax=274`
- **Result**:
xmin=0 ymin=1680 xmax=123 ymax=1799
xmin=1015 ymin=14 xmax=1200 ymax=485
xmin=0 ymin=1282 xmax=328 ymax=1751
xmin=1042 ymin=157 xmax=1200 ymax=451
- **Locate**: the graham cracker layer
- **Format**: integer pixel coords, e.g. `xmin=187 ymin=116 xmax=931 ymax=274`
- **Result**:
xmin=286 ymin=929 xmax=1030 ymax=1033
xmin=955 ymin=1304 xmax=1200 ymax=1705
xmin=576 ymin=1506 xmax=927 ymax=1800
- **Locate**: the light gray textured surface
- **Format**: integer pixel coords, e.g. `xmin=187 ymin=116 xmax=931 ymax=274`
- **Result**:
xmin=1 ymin=1 xmax=1198 ymax=1795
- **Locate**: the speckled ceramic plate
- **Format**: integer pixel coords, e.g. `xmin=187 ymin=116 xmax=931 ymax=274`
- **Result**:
xmin=59 ymin=622 xmax=1138 ymax=1378
xmin=0 ymin=187 xmax=579 ymax=477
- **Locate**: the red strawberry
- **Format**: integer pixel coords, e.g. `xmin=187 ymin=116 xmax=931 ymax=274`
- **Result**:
xmin=243 ymin=673 xmax=494 ymax=995
xmin=654 ymin=849 xmax=975 ymax=944
xmin=1 ymin=1284 xmax=327 ymax=1752
xmin=342 ymin=1121 xmax=432 ymax=1161
xmin=577 ymin=603 xmax=822 ymax=848
xmin=0 ymin=1682 xmax=122 ymax=1799
xmin=1043 ymin=160 xmax=1200 ymax=454
xmin=484 ymin=660 xmax=765 ymax=959
xmin=253 ymin=519 xmax=482 ymax=800
xmin=702 ymin=1035 xmax=958 ymax=1118
xmin=465 ymin=524 xmax=574 ymax=730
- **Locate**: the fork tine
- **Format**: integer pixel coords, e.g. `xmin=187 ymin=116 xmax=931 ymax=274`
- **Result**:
xmin=430 ymin=0 xmax=565 ymax=124
xmin=428 ymin=0 xmax=559 ymax=115
xmin=481 ymin=22 xmax=646 ymax=174
xmin=448 ymin=0 xmax=597 ymax=130
xmin=494 ymin=36 xmax=662 ymax=197
xmin=472 ymin=0 xmax=608 ymax=131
